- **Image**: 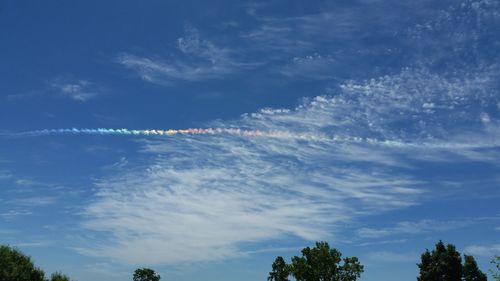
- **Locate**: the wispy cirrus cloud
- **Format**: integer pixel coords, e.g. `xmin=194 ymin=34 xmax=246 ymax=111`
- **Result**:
xmin=0 ymin=210 xmax=32 ymax=220
xmin=118 ymin=27 xmax=259 ymax=84
xmin=76 ymin=0 xmax=500 ymax=266
xmin=243 ymin=0 xmax=500 ymax=81
xmin=241 ymin=1 xmax=435 ymax=61
xmin=0 ymin=169 xmax=12 ymax=180
xmin=365 ymin=251 xmax=417 ymax=262
xmin=80 ymin=61 xmax=499 ymax=264
xmin=6 ymin=76 xmax=105 ymax=102
xmin=50 ymin=76 xmax=104 ymax=102
xmin=278 ymin=54 xmax=336 ymax=80
xmin=464 ymin=244 xmax=500 ymax=257
xmin=357 ymin=217 xmax=500 ymax=239
xmin=9 ymin=196 xmax=56 ymax=206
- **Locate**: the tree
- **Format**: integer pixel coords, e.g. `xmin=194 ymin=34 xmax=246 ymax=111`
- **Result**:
xmin=268 ymin=256 xmax=290 ymax=281
xmin=418 ymin=240 xmax=462 ymax=281
xmin=417 ymin=241 xmax=487 ymax=281
xmin=271 ymin=241 xmax=363 ymax=281
xmin=133 ymin=268 xmax=161 ymax=281
xmin=491 ymin=256 xmax=500 ymax=281
xmin=0 ymin=245 xmax=45 ymax=281
xmin=463 ymin=255 xmax=487 ymax=281
xmin=50 ymin=272 xmax=72 ymax=281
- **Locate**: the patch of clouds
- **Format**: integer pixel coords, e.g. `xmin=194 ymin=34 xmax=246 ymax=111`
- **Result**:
xmin=408 ymin=0 xmax=500 ymax=69
xmin=81 ymin=61 xmax=499 ymax=265
xmin=15 ymin=179 xmax=39 ymax=186
xmin=337 ymin=67 xmax=499 ymax=148
xmin=242 ymin=1 xmax=436 ymax=55
xmin=365 ymin=251 xmax=417 ymax=262
xmin=357 ymin=239 xmax=408 ymax=247
xmin=118 ymin=27 xmax=260 ymax=84
xmin=102 ymin=157 xmax=128 ymax=171
xmin=82 ymin=262 xmax=128 ymax=278
xmin=10 ymin=196 xmax=56 ymax=206
xmin=50 ymin=76 xmax=104 ymax=102
xmin=0 ymin=170 xmax=12 ymax=180
xmin=464 ymin=244 xmax=500 ymax=257
xmin=13 ymin=241 xmax=53 ymax=248
xmin=0 ymin=210 xmax=32 ymax=220
xmin=80 ymin=0 xmax=500 ymax=265
xmin=278 ymin=54 xmax=336 ymax=80
xmin=357 ymin=217 xmax=499 ymax=239
xmin=242 ymin=24 xmax=313 ymax=54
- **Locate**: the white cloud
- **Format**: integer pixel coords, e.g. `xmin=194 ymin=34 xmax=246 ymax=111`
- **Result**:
xmin=15 ymin=179 xmax=38 ymax=186
xmin=278 ymin=54 xmax=336 ymax=80
xmin=82 ymin=53 xmax=499 ymax=265
xmin=0 ymin=170 xmax=12 ymax=180
xmin=242 ymin=1 xmax=436 ymax=54
xmin=357 ymin=219 xmax=462 ymax=239
xmin=13 ymin=241 xmax=53 ymax=248
xmin=365 ymin=251 xmax=417 ymax=262
xmin=118 ymin=27 xmax=259 ymax=84
xmin=82 ymin=262 xmax=127 ymax=278
xmin=0 ymin=210 xmax=32 ymax=220
xmin=464 ymin=244 xmax=500 ymax=257
xmin=357 ymin=217 xmax=500 ymax=239
xmin=50 ymin=77 xmax=104 ymax=102
xmin=10 ymin=196 xmax=56 ymax=206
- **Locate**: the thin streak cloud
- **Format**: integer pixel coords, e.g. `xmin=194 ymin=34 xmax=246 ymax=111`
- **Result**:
xmin=79 ymin=63 xmax=499 ymax=264
xmin=118 ymin=27 xmax=260 ymax=84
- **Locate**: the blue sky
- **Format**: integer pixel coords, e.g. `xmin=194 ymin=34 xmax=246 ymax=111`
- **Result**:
xmin=0 ymin=0 xmax=499 ymax=280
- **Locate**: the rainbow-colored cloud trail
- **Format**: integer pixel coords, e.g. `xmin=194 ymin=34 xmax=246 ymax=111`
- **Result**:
xmin=16 ymin=127 xmax=330 ymax=141
xmin=11 ymin=127 xmax=398 ymax=145
xmin=8 ymin=127 xmax=499 ymax=149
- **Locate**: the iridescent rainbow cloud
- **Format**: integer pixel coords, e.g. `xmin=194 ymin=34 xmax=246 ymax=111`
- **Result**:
xmin=11 ymin=127 xmax=496 ymax=149
xmin=14 ymin=127 xmax=373 ymax=143
xmin=20 ymin=127 xmax=325 ymax=139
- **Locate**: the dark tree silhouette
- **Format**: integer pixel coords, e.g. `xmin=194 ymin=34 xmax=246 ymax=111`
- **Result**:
xmin=50 ymin=272 xmax=72 ymax=281
xmin=417 ymin=241 xmax=487 ymax=281
xmin=491 ymin=256 xmax=500 ymax=281
xmin=268 ymin=256 xmax=290 ymax=281
xmin=269 ymin=241 xmax=363 ymax=281
xmin=463 ymin=255 xmax=487 ymax=281
xmin=133 ymin=268 xmax=161 ymax=281
xmin=0 ymin=245 xmax=45 ymax=281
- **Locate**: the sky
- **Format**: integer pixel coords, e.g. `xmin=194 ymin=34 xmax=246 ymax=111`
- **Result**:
xmin=0 ymin=0 xmax=499 ymax=280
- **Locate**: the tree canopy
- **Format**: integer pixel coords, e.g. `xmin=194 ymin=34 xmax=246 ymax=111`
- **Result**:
xmin=49 ymin=272 xmax=72 ymax=281
xmin=0 ymin=245 xmax=45 ymax=281
xmin=417 ymin=240 xmax=487 ymax=281
xmin=268 ymin=256 xmax=290 ymax=281
xmin=268 ymin=241 xmax=364 ymax=281
xmin=0 ymin=245 xmax=73 ymax=281
xmin=463 ymin=255 xmax=487 ymax=281
xmin=133 ymin=268 xmax=161 ymax=281
xmin=491 ymin=256 xmax=500 ymax=281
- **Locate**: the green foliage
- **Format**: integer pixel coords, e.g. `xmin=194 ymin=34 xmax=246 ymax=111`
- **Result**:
xmin=50 ymin=272 xmax=72 ymax=281
xmin=417 ymin=241 xmax=462 ymax=281
xmin=269 ymin=241 xmax=364 ymax=281
xmin=268 ymin=256 xmax=290 ymax=281
xmin=417 ymin=241 xmax=487 ymax=281
xmin=0 ymin=245 xmax=45 ymax=281
xmin=463 ymin=255 xmax=487 ymax=281
xmin=491 ymin=256 xmax=500 ymax=281
xmin=133 ymin=268 xmax=161 ymax=281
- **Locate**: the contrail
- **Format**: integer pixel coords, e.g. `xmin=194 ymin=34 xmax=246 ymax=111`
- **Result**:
xmin=4 ymin=128 xmax=499 ymax=150
xmin=6 ymin=127 xmax=389 ymax=145
xmin=11 ymin=127 xmax=330 ymax=141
